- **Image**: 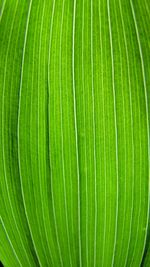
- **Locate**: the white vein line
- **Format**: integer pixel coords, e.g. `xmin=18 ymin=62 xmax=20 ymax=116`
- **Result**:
xmin=37 ymin=2 xmax=54 ymax=265
xmin=97 ymin=2 xmax=107 ymax=265
xmin=129 ymin=1 xmax=150 ymax=264
xmin=47 ymin=0 xmax=63 ymax=265
xmin=59 ymin=0 xmax=72 ymax=266
xmin=107 ymin=0 xmax=119 ymax=265
xmin=0 ymin=1 xmax=21 ymax=264
xmin=43 ymin=3 xmax=58 ymax=265
xmin=0 ymin=0 xmax=6 ymax=22
xmin=17 ymin=1 xmax=42 ymax=266
xmin=119 ymin=2 xmax=141 ymax=264
xmin=65 ymin=2 xmax=76 ymax=262
xmin=139 ymin=0 xmax=150 ymax=33
xmin=53 ymin=15 xmax=64 ymax=264
xmin=129 ymin=0 xmax=149 ymax=161
xmin=130 ymin=1 xmax=150 ymax=261
xmin=0 ymin=217 xmax=22 ymax=266
xmin=9 ymin=1 xmax=39 ymax=265
xmin=129 ymin=69 xmax=142 ymax=266
xmin=30 ymin=2 xmax=52 ymax=265
xmin=115 ymin=1 xmax=134 ymax=266
xmin=137 ymin=0 xmax=149 ymax=50
xmin=144 ymin=0 xmax=150 ymax=21
xmin=81 ymin=1 xmax=88 ymax=266
xmin=118 ymin=1 xmax=135 ymax=266
xmin=101 ymin=9 xmax=109 ymax=267
xmin=113 ymin=2 xmax=127 ymax=265
xmin=98 ymin=2 xmax=107 ymax=266
xmin=29 ymin=1 xmax=49 ymax=265
xmin=2 ymin=1 xmax=32 ymax=266
xmin=0 ymin=0 xmax=9 ymax=44
xmin=90 ymin=1 xmax=97 ymax=266
xmin=72 ymin=0 xmax=82 ymax=266
xmin=130 ymin=0 xmax=150 ymax=258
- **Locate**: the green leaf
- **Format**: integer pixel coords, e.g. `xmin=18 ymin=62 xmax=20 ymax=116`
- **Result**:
xmin=0 ymin=0 xmax=149 ymax=266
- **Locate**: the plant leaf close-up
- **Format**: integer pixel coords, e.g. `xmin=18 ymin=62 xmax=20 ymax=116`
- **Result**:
xmin=0 ymin=0 xmax=150 ymax=266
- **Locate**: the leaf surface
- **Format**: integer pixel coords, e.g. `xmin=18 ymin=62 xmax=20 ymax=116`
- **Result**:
xmin=0 ymin=0 xmax=149 ymax=266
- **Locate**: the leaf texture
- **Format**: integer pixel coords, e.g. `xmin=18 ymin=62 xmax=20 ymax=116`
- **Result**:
xmin=0 ymin=0 xmax=149 ymax=266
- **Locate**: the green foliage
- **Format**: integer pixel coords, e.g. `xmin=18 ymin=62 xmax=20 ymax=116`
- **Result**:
xmin=0 ymin=0 xmax=150 ymax=266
